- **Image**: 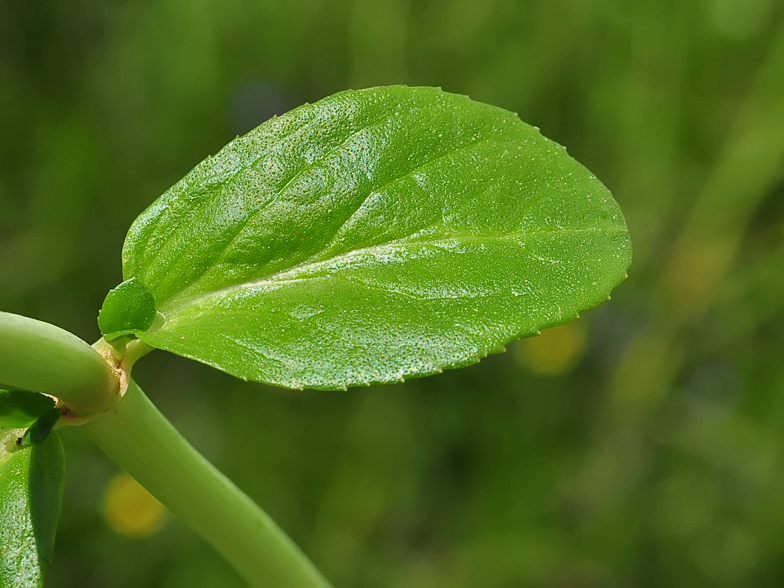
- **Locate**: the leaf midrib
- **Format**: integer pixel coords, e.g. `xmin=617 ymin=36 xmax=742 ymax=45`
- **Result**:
xmin=158 ymin=226 xmax=628 ymax=315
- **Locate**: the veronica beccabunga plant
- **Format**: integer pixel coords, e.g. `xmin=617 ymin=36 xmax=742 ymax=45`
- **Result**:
xmin=0 ymin=86 xmax=631 ymax=587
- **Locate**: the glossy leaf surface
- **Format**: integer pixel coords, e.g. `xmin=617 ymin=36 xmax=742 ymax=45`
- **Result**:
xmin=0 ymin=428 xmax=64 ymax=587
xmin=121 ymin=86 xmax=631 ymax=389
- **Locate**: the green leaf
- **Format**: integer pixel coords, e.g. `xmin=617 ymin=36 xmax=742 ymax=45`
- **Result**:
xmin=22 ymin=408 xmax=62 ymax=447
xmin=0 ymin=427 xmax=65 ymax=588
xmin=98 ymin=277 xmax=157 ymax=340
xmin=0 ymin=391 xmax=55 ymax=429
xmin=120 ymin=86 xmax=632 ymax=390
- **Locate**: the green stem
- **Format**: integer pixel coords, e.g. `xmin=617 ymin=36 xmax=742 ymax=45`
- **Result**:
xmin=81 ymin=379 xmax=332 ymax=588
xmin=0 ymin=312 xmax=331 ymax=587
xmin=0 ymin=311 xmax=120 ymax=417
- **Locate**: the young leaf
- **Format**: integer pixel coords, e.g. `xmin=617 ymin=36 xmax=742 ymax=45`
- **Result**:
xmin=98 ymin=277 xmax=157 ymax=341
xmin=119 ymin=86 xmax=632 ymax=390
xmin=0 ymin=428 xmax=65 ymax=588
xmin=0 ymin=391 xmax=55 ymax=429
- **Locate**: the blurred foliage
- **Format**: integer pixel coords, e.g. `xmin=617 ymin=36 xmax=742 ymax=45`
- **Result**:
xmin=1 ymin=0 xmax=784 ymax=586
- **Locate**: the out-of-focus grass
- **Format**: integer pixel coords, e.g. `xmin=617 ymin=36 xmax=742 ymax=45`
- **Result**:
xmin=1 ymin=1 xmax=784 ymax=586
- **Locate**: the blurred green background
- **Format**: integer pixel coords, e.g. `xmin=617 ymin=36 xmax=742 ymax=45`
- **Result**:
xmin=2 ymin=0 xmax=784 ymax=586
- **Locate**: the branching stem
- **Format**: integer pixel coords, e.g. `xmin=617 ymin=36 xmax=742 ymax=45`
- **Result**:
xmin=0 ymin=311 xmax=332 ymax=588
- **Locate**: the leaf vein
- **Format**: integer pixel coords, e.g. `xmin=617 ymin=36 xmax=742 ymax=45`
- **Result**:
xmin=163 ymin=226 xmax=627 ymax=312
xmin=315 ymin=135 xmax=501 ymax=257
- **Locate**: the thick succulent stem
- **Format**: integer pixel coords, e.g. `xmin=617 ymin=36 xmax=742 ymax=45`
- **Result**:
xmin=0 ymin=311 xmax=120 ymax=418
xmin=80 ymin=380 xmax=331 ymax=588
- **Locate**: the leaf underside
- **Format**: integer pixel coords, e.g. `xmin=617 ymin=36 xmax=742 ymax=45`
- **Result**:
xmin=120 ymin=85 xmax=632 ymax=390
xmin=0 ymin=428 xmax=64 ymax=588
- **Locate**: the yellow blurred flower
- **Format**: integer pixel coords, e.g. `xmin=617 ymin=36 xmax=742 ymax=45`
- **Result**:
xmin=515 ymin=321 xmax=588 ymax=376
xmin=102 ymin=472 xmax=168 ymax=537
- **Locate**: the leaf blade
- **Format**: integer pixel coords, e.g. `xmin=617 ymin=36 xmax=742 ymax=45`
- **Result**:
xmin=121 ymin=86 xmax=632 ymax=389
xmin=0 ymin=428 xmax=65 ymax=588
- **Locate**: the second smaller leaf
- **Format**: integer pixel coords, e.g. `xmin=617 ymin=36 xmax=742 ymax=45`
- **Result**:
xmin=98 ymin=277 xmax=157 ymax=341
xmin=0 ymin=426 xmax=65 ymax=588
